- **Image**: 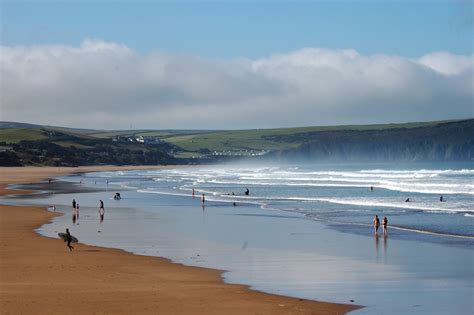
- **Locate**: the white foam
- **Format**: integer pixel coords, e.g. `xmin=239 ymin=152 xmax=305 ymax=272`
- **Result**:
xmin=313 ymin=198 xmax=474 ymax=213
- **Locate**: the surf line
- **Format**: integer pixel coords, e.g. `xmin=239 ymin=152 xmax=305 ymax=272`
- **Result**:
xmin=321 ymin=219 xmax=474 ymax=240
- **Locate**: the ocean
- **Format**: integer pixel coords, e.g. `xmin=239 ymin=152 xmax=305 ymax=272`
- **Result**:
xmin=4 ymin=162 xmax=473 ymax=314
xmin=125 ymin=162 xmax=474 ymax=241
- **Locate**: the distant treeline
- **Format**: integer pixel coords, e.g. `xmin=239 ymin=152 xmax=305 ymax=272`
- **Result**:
xmin=266 ymin=119 xmax=474 ymax=162
xmin=0 ymin=131 xmax=180 ymax=166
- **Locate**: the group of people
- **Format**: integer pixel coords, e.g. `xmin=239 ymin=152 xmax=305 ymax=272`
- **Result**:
xmin=405 ymin=195 xmax=445 ymax=203
xmin=70 ymin=199 xmax=105 ymax=224
xmin=373 ymin=215 xmax=388 ymax=236
xmin=65 ymin=199 xmax=105 ymax=251
xmin=194 ymin=188 xmax=249 ymax=208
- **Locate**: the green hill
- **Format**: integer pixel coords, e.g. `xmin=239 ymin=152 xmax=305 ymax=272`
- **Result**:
xmin=0 ymin=119 xmax=472 ymax=166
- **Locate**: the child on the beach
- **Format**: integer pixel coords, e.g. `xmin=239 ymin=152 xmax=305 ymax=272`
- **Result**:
xmin=382 ymin=217 xmax=388 ymax=235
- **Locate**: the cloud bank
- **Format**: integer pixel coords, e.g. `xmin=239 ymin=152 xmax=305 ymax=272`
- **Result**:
xmin=1 ymin=40 xmax=472 ymax=129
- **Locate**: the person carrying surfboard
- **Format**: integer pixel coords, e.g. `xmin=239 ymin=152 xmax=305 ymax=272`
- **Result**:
xmin=65 ymin=228 xmax=74 ymax=252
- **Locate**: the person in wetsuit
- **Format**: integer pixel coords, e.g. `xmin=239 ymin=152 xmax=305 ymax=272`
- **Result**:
xmin=65 ymin=228 xmax=74 ymax=252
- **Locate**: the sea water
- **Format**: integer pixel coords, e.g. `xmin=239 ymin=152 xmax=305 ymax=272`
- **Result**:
xmin=4 ymin=162 xmax=473 ymax=314
xmin=126 ymin=162 xmax=474 ymax=240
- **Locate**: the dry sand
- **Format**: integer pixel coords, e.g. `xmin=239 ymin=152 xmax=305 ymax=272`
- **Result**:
xmin=0 ymin=166 xmax=360 ymax=314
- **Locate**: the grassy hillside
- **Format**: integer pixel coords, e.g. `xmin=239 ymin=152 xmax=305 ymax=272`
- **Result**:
xmin=0 ymin=119 xmax=472 ymax=165
xmin=0 ymin=127 xmax=180 ymax=166
xmin=160 ymin=120 xmax=459 ymax=154
xmin=269 ymin=119 xmax=474 ymax=162
xmin=0 ymin=128 xmax=48 ymax=143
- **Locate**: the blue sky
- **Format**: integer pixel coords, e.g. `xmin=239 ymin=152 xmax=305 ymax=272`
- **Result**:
xmin=2 ymin=0 xmax=472 ymax=58
xmin=1 ymin=0 xmax=472 ymax=129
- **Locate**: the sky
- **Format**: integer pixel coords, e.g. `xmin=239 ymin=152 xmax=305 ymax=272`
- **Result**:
xmin=1 ymin=0 xmax=473 ymax=130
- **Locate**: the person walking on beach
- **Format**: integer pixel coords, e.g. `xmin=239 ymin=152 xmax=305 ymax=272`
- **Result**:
xmin=373 ymin=215 xmax=380 ymax=235
xmin=382 ymin=217 xmax=388 ymax=235
xmin=72 ymin=199 xmax=76 ymax=210
xmin=201 ymin=193 xmax=206 ymax=207
xmin=99 ymin=200 xmax=105 ymax=222
xmin=192 ymin=188 xmax=195 ymax=198
xmin=76 ymin=203 xmax=80 ymax=219
xmin=65 ymin=228 xmax=74 ymax=252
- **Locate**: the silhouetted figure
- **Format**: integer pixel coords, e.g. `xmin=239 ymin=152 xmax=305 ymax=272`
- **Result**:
xmin=65 ymin=228 xmax=74 ymax=252
xmin=440 ymin=196 xmax=444 ymax=202
xmin=370 ymin=186 xmax=374 ymax=191
xmin=72 ymin=208 xmax=76 ymax=225
xmin=99 ymin=200 xmax=105 ymax=222
xmin=405 ymin=198 xmax=410 ymax=202
xmin=72 ymin=199 xmax=76 ymax=209
xmin=383 ymin=217 xmax=388 ymax=235
xmin=201 ymin=194 xmax=205 ymax=207
xmin=245 ymin=188 xmax=250 ymax=196
xmin=373 ymin=215 xmax=380 ymax=235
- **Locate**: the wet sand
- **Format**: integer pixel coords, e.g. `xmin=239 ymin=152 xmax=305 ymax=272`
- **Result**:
xmin=0 ymin=166 xmax=359 ymax=314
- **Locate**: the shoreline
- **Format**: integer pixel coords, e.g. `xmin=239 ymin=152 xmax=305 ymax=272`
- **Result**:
xmin=0 ymin=166 xmax=360 ymax=314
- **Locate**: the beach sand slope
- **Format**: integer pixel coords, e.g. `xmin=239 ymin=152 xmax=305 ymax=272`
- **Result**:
xmin=0 ymin=166 xmax=359 ymax=314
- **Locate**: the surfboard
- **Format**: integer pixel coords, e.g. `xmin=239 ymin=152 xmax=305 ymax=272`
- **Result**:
xmin=58 ymin=232 xmax=79 ymax=243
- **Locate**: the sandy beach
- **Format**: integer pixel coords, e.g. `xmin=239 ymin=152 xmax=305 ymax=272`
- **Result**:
xmin=0 ymin=166 xmax=358 ymax=315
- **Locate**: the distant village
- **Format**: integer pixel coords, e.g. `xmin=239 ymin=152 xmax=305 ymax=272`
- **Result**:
xmin=113 ymin=135 xmax=164 ymax=145
xmin=113 ymin=135 xmax=269 ymax=158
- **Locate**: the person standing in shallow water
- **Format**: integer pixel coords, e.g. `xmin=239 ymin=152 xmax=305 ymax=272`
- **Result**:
xmin=383 ymin=217 xmax=388 ymax=235
xmin=72 ymin=207 xmax=76 ymax=225
xmin=373 ymin=215 xmax=380 ymax=235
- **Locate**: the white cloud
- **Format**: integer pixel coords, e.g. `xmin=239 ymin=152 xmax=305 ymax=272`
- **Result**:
xmin=1 ymin=40 xmax=472 ymax=129
xmin=417 ymin=51 xmax=474 ymax=75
